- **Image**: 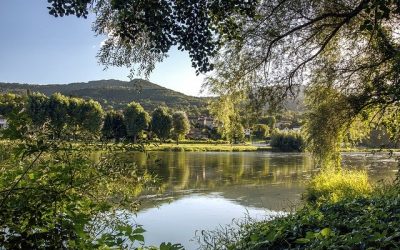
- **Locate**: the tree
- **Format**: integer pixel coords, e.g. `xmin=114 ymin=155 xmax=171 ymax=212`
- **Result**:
xmin=46 ymin=0 xmax=258 ymax=76
xmin=0 ymin=93 xmax=29 ymax=140
xmin=46 ymin=1 xmax=400 ymax=163
xmin=253 ymin=124 xmax=269 ymax=140
xmin=48 ymin=93 xmax=69 ymax=138
xmin=80 ymin=99 xmax=104 ymax=137
xmin=171 ymin=111 xmax=190 ymax=145
xmin=102 ymin=111 xmax=126 ymax=142
xmin=201 ymin=0 xmax=400 ymax=164
xmin=26 ymin=93 xmax=50 ymax=127
xmin=270 ymin=131 xmax=305 ymax=152
xmin=259 ymin=116 xmax=276 ymax=131
xmin=0 ymin=93 xmax=26 ymax=117
xmin=151 ymin=107 xmax=172 ymax=142
xmin=123 ymin=102 xmax=150 ymax=143
xmin=230 ymin=122 xmax=245 ymax=144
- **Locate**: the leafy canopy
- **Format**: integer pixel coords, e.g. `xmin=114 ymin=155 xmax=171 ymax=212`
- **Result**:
xmin=124 ymin=101 xmax=150 ymax=142
xmin=151 ymin=107 xmax=173 ymax=141
xmin=47 ymin=0 xmax=258 ymax=75
xmin=171 ymin=111 xmax=190 ymax=144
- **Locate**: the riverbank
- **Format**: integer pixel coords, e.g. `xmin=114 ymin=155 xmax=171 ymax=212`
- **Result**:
xmin=144 ymin=143 xmax=272 ymax=152
xmin=199 ymin=169 xmax=400 ymax=250
xmin=2 ymin=139 xmax=399 ymax=153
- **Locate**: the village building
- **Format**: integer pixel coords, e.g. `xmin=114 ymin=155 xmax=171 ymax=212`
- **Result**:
xmin=197 ymin=116 xmax=217 ymax=129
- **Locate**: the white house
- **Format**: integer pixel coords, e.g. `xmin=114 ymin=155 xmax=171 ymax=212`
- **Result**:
xmin=0 ymin=116 xmax=7 ymax=129
xmin=197 ymin=116 xmax=217 ymax=129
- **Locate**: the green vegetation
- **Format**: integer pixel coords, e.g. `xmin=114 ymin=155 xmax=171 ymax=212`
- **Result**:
xmin=0 ymin=79 xmax=208 ymax=113
xmin=2 ymin=1 xmax=400 ymax=248
xmin=124 ymin=102 xmax=150 ymax=143
xmin=305 ymin=169 xmax=373 ymax=204
xmin=0 ymin=130 xmax=184 ymax=249
xmin=151 ymin=107 xmax=173 ymax=142
xmin=171 ymin=111 xmax=191 ymax=145
xmin=101 ymin=110 xmax=126 ymax=141
xmin=252 ymin=124 xmax=269 ymax=140
xmin=144 ymin=143 xmax=270 ymax=152
xmin=199 ymin=172 xmax=399 ymax=250
xmin=270 ymin=131 xmax=305 ymax=152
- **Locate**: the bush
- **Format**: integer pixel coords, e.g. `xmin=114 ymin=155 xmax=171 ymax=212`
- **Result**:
xmin=199 ymin=184 xmax=400 ymax=250
xmin=270 ymin=131 xmax=305 ymax=152
xmin=305 ymin=169 xmax=373 ymax=203
xmin=252 ymin=124 xmax=269 ymax=139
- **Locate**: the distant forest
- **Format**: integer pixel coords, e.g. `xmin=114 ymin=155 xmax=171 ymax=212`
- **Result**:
xmin=0 ymin=79 xmax=211 ymax=115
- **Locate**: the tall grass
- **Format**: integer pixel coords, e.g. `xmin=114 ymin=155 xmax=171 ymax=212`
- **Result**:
xmin=305 ymin=169 xmax=373 ymax=203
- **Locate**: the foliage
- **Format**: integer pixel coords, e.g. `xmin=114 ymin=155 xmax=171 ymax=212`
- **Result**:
xmin=0 ymin=93 xmax=26 ymax=116
xmin=0 ymin=94 xmax=29 ymax=139
xmin=124 ymin=101 xmax=150 ymax=143
xmin=171 ymin=111 xmax=190 ymax=144
xmin=0 ymin=79 xmax=209 ymax=113
xmin=151 ymin=107 xmax=172 ymax=141
xmin=47 ymin=0 xmax=258 ymax=75
xmin=144 ymin=143 xmax=268 ymax=152
xmin=208 ymin=93 xmax=252 ymax=144
xmin=48 ymin=93 xmax=70 ymax=137
xmin=79 ymin=99 xmax=104 ymax=136
xmin=197 ymin=0 xmax=400 ymax=166
xmin=305 ymin=169 xmax=373 ymax=204
xmin=2 ymin=92 xmax=105 ymax=140
xmin=26 ymin=92 xmax=50 ymax=126
xmin=102 ymin=110 xmax=126 ymax=141
xmin=303 ymin=83 xmax=384 ymax=166
xmin=199 ymin=179 xmax=400 ymax=250
xmin=258 ymin=116 xmax=276 ymax=131
xmin=252 ymin=124 xmax=269 ymax=139
xmin=0 ymin=128 xmax=158 ymax=248
xmin=270 ymin=131 xmax=305 ymax=152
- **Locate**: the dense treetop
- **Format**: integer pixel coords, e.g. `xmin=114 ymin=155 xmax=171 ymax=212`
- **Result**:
xmin=47 ymin=0 xmax=259 ymax=75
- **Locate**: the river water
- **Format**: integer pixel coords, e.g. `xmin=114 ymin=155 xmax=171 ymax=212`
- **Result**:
xmin=120 ymin=151 xmax=398 ymax=249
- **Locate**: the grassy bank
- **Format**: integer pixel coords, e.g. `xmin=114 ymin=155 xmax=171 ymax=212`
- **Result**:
xmin=144 ymin=143 xmax=272 ymax=152
xmin=199 ymin=169 xmax=400 ymax=250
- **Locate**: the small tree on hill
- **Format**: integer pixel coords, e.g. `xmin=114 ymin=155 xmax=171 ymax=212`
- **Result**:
xmin=124 ymin=102 xmax=150 ymax=143
xmin=172 ymin=111 xmax=190 ymax=145
xmin=151 ymin=107 xmax=172 ymax=142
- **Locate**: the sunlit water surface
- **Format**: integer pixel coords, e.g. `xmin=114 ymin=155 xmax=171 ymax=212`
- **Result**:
xmin=118 ymin=151 xmax=398 ymax=249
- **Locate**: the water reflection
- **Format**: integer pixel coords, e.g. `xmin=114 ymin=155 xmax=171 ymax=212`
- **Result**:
xmin=115 ymin=152 xmax=399 ymax=210
xmin=119 ymin=151 xmax=398 ymax=249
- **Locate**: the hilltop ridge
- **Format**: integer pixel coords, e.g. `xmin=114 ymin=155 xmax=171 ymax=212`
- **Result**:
xmin=0 ymin=79 xmax=209 ymax=113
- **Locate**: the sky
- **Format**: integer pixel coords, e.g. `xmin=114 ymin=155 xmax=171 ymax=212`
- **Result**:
xmin=0 ymin=0 xmax=206 ymax=96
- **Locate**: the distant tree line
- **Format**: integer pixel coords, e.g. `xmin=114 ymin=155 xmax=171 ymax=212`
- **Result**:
xmin=0 ymin=92 xmax=191 ymax=143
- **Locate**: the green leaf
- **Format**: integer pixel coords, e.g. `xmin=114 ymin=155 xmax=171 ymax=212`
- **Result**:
xmin=320 ymin=228 xmax=332 ymax=237
xmin=295 ymin=238 xmax=310 ymax=244
xmin=130 ymin=234 xmax=144 ymax=243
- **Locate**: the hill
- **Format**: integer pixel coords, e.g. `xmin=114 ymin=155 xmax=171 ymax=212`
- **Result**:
xmin=0 ymin=79 xmax=210 ymax=113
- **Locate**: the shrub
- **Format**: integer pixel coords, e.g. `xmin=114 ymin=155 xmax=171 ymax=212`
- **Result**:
xmin=199 ymin=185 xmax=400 ymax=250
xmin=252 ymin=124 xmax=269 ymax=139
xmin=270 ymin=131 xmax=305 ymax=152
xmin=305 ymin=169 xmax=373 ymax=203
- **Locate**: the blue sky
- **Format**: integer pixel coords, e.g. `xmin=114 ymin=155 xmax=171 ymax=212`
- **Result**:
xmin=0 ymin=0 xmax=205 ymax=96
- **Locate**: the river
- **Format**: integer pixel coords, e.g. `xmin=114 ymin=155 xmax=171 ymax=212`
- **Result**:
xmin=118 ymin=151 xmax=398 ymax=249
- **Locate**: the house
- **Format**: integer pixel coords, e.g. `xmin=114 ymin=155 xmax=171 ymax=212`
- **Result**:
xmin=0 ymin=116 xmax=7 ymax=129
xmin=197 ymin=116 xmax=217 ymax=129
